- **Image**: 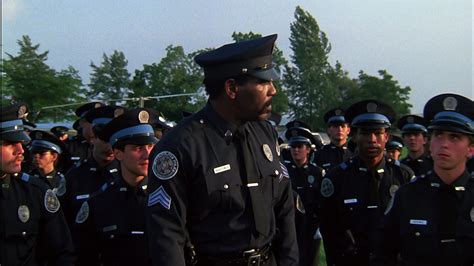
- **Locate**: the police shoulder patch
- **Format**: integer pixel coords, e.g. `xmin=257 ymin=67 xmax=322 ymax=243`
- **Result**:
xmin=56 ymin=174 xmax=67 ymax=197
xmin=44 ymin=189 xmax=60 ymax=213
xmin=320 ymin=178 xmax=335 ymax=198
xmin=75 ymin=201 xmax=90 ymax=224
xmin=152 ymin=151 xmax=179 ymax=180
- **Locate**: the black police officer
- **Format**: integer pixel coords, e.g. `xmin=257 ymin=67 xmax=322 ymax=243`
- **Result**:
xmin=284 ymin=127 xmax=325 ymax=266
xmin=73 ymin=108 xmax=158 ymax=266
xmin=28 ymin=130 xmax=68 ymax=195
xmin=319 ymin=100 xmax=412 ymax=266
xmin=0 ymin=103 xmax=74 ymax=266
xmin=313 ymin=108 xmax=352 ymax=171
xmin=374 ymin=93 xmax=474 ymax=265
xmin=146 ymin=34 xmax=299 ymax=266
xmin=398 ymin=114 xmax=433 ymax=177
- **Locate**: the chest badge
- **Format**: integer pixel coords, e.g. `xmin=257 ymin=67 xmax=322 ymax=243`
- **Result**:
xmin=44 ymin=189 xmax=60 ymax=213
xmin=262 ymin=144 xmax=273 ymax=162
xmin=75 ymin=201 xmax=90 ymax=224
xmin=307 ymin=175 xmax=315 ymax=184
xmin=18 ymin=205 xmax=30 ymax=223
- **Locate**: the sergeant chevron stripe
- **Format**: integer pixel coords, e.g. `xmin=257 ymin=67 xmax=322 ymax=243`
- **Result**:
xmin=148 ymin=186 xmax=172 ymax=209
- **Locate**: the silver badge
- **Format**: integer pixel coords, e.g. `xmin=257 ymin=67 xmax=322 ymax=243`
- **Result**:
xmin=470 ymin=207 xmax=474 ymax=222
xmin=152 ymin=151 xmax=179 ymax=180
xmin=367 ymin=102 xmax=378 ymax=112
xmin=56 ymin=176 xmax=67 ymax=197
xmin=407 ymin=116 xmax=414 ymax=123
xmin=307 ymin=175 xmax=315 ymax=184
xmin=114 ymin=108 xmax=125 ymax=117
xmin=275 ymin=140 xmax=281 ymax=157
xmin=138 ymin=110 xmax=150 ymax=123
xmin=75 ymin=201 xmax=90 ymax=224
xmin=262 ymin=144 xmax=273 ymax=162
xmin=443 ymin=96 xmax=457 ymax=110
xmin=44 ymin=189 xmax=60 ymax=213
xmin=384 ymin=197 xmax=394 ymax=215
xmin=18 ymin=205 xmax=30 ymax=223
xmin=389 ymin=185 xmax=399 ymax=197
xmin=320 ymin=178 xmax=334 ymax=197
xmin=94 ymin=102 xmax=102 ymax=108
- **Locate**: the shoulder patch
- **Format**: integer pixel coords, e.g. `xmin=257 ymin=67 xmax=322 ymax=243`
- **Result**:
xmin=384 ymin=197 xmax=394 ymax=215
xmin=320 ymin=178 xmax=334 ymax=197
xmin=148 ymin=186 xmax=171 ymax=209
xmin=55 ymin=175 xmax=67 ymax=196
xmin=75 ymin=201 xmax=90 ymax=224
xmin=44 ymin=189 xmax=60 ymax=213
xmin=152 ymin=151 xmax=179 ymax=180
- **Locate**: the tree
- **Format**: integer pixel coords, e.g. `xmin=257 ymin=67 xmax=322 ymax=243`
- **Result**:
xmin=284 ymin=6 xmax=344 ymax=131
xmin=232 ymin=32 xmax=290 ymax=115
xmin=129 ymin=45 xmax=205 ymax=122
xmin=343 ymin=70 xmax=412 ymax=116
xmin=88 ymin=50 xmax=131 ymax=102
xmin=1 ymin=35 xmax=85 ymax=121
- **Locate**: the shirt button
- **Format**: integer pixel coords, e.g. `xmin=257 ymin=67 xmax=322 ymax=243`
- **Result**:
xmin=415 ymin=232 xmax=421 ymax=237
xmin=199 ymin=119 xmax=204 ymax=124
xmin=274 ymin=170 xmax=279 ymax=175
xmin=110 ymin=234 xmax=115 ymax=239
xmin=223 ymin=184 xmax=229 ymax=190
xmin=22 ymin=231 xmax=27 ymax=237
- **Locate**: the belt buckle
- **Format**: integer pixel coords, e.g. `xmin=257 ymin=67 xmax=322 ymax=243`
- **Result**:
xmin=243 ymin=249 xmax=261 ymax=266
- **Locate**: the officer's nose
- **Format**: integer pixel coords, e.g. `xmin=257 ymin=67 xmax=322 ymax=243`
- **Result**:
xmin=14 ymin=143 xmax=24 ymax=155
xmin=268 ymin=81 xmax=277 ymax=96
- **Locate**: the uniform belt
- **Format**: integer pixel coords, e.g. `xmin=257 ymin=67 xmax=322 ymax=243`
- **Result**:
xmin=197 ymin=245 xmax=271 ymax=266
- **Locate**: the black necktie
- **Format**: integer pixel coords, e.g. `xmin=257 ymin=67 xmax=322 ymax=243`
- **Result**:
xmin=235 ymin=127 xmax=269 ymax=237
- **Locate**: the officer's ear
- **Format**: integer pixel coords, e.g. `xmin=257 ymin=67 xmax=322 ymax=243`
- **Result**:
xmin=224 ymin=79 xmax=238 ymax=100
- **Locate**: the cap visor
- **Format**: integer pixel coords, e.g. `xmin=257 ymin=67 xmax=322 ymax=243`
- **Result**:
xmin=249 ymin=68 xmax=280 ymax=81
xmin=113 ymin=135 xmax=158 ymax=147
xmin=1 ymin=131 xmax=31 ymax=143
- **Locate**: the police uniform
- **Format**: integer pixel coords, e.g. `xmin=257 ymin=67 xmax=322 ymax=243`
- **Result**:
xmin=73 ymin=108 xmax=158 ymax=266
xmin=319 ymin=100 xmax=412 ymax=266
xmin=374 ymin=93 xmax=474 ymax=265
xmin=146 ymin=35 xmax=298 ymax=266
xmin=0 ymin=103 xmax=74 ymax=266
xmin=398 ymin=115 xmax=433 ymax=177
xmin=313 ymin=108 xmax=352 ymax=171
xmin=284 ymin=129 xmax=325 ymax=266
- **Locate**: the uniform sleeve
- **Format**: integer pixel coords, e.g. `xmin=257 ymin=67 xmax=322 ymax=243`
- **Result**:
xmin=372 ymin=190 xmax=402 ymax=266
xmin=272 ymin=161 xmax=299 ymax=265
xmin=71 ymin=199 xmax=100 ymax=266
xmin=36 ymin=187 xmax=75 ymax=266
xmin=146 ymin=145 xmax=189 ymax=266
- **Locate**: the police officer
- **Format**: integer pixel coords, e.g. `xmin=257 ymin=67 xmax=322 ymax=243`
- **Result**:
xmin=146 ymin=34 xmax=298 ymax=266
xmin=284 ymin=127 xmax=325 ymax=266
xmin=319 ymin=100 xmax=412 ymax=266
xmin=73 ymin=108 xmax=158 ymax=266
xmin=280 ymin=120 xmax=313 ymax=162
xmin=28 ymin=130 xmax=67 ymax=195
xmin=63 ymin=105 xmax=125 ymax=226
xmin=374 ymin=93 xmax=474 ymax=265
xmin=385 ymin=135 xmax=403 ymax=161
xmin=398 ymin=114 xmax=433 ymax=177
xmin=313 ymin=108 xmax=352 ymax=171
xmin=0 ymin=103 xmax=74 ymax=265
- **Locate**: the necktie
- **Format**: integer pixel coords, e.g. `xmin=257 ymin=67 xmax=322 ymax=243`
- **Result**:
xmin=235 ymin=127 xmax=269 ymax=237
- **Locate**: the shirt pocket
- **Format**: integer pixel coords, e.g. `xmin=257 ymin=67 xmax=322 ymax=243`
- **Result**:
xmin=4 ymin=218 xmax=39 ymax=261
xmin=204 ymin=169 xmax=244 ymax=212
xmin=400 ymin=220 xmax=438 ymax=259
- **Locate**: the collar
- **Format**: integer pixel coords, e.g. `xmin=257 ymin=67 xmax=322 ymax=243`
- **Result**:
xmin=427 ymin=170 xmax=470 ymax=199
xmin=355 ymin=156 xmax=387 ymax=177
xmin=204 ymin=102 xmax=241 ymax=142
xmin=117 ymin=174 xmax=148 ymax=195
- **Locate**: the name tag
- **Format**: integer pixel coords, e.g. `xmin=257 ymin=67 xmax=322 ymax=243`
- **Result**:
xmin=455 ymin=186 xmax=465 ymax=191
xmin=103 ymin=225 xmax=117 ymax=232
xmin=213 ymin=164 xmax=231 ymax=174
xmin=344 ymin=198 xmax=358 ymax=204
xmin=247 ymin=183 xmax=259 ymax=187
xmin=76 ymin=194 xmax=89 ymax=200
xmin=410 ymin=219 xmax=427 ymax=225
xmin=367 ymin=205 xmax=378 ymax=209
xmin=131 ymin=231 xmax=144 ymax=235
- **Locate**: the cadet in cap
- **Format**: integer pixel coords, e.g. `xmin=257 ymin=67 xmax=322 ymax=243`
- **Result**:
xmin=374 ymin=94 xmax=474 ymax=265
xmin=397 ymin=114 xmax=432 ymax=177
xmin=313 ymin=107 xmax=352 ymax=171
xmin=51 ymin=125 xmax=70 ymax=141
xmin=286 ymin=120 xmax=312 ymax=131
xmin=385 ymin=135 xmax=404 ymax=161
xmin=75 ymin=108 xmax=157 ymax=266
xmin=283 ymin=127 xmax=325 ymax=266
xmin=0 ymin=104 xmax=74 ymax=266
xmin=147 ymin=34 xmax=299 ymax=266
xmin=320 ymin=99 xmax=412 ymax=266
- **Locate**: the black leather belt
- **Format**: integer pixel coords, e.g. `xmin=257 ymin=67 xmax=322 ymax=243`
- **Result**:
xmin=196 ymin=245 xmax=271 ymax=266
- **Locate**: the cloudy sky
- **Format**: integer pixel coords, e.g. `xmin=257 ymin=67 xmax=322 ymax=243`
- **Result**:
xmin=3 ymin=0 xmax=473 ymax=114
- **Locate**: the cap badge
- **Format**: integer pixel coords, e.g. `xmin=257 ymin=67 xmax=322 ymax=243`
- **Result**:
xmin=307 ymin=175 xmax=315 ymax=184
xmin=75 ymin=201 xmax=89 ymax=224
xmin=367 ymin=102 xmax=378 ymax=112
xmin=44 ymin=189 xmax=60 ymax=213
xmin=138 ymin=110 xmax=150 ymax=123
xmin=407 ymin=116 xmax=414 ymax=123
xmin=18 ymin=105 xmax=27 ymax=118
xmin=262 ymin=144 xmax=273 ymax=162
xmin=335 ymin=109 xmax=342 ymax=115
xmin=152 ymin=151 xmax=179 ymax=180
xmin=18 ymin=205 xmax=30 ymax=223
xmin=94 ymin=103 xmax=102 ymax=108
xmin=443 ymin=96 xmax=457 ymax=111
xmin=114 ymin=108 xmax=125 ymax=117
xmin=320 ymin=178 xmax=334 ymax=197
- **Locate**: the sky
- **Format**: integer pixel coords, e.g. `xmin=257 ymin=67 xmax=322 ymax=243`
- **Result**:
xmin=3 ymin=0 xmax=473 ymax=114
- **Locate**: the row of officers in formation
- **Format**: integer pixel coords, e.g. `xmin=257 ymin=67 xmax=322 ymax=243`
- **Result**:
xmin=1 ymin=34 xmax=473 ymax=266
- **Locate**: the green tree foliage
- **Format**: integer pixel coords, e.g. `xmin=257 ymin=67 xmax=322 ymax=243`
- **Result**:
xmin=232 ymin=32 xmax=289 ymax=114
xmin=343 ymin=70 xmax=412 ymax=117
xmin=284 ymin=6 xmax=344 ymax=131
xmin=1 ymin=35 xmax=85 ymax=121
xmin=88 ymin=50 xmax=131 ymax=102
xmin=129 ymin=45 xmax=205 ymax=121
